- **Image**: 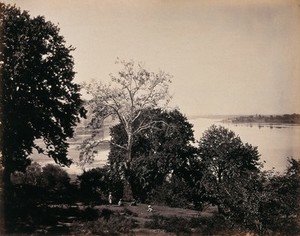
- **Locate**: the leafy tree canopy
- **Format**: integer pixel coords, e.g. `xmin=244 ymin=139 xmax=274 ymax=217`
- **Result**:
xmin=0 ymin=3 xmax=85 ymax=182
xmin=108 ymin=108 xmax=197 ymax=201
xmin=199 ymin=125 xmax=261 ymax=181
xmin=198 ymin=125 xmax=261 ymax=211
xmin=196 ymin=126 xmax=299 ymax=234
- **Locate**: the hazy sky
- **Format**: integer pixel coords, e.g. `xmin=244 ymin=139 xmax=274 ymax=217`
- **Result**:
xmin=3 ymin=0 xmax=300 ymax=115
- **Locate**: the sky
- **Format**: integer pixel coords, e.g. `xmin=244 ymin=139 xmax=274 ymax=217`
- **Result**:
xmin=3 ymin=0 xmax=300 ymax=116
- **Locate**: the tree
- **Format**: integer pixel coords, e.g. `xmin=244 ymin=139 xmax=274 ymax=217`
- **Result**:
xmin=24 ymin=162 xmax=42 ymax=186
xmin=260 ymin=158 xmax=300 ymax=234
xmin=214 ymin=169 xmax=269 ymax=234
xmin=108 ymin=108 xmax=197 ymax=201
xmin=78 ymin=166 xmax=123 ymax=203
xmin=0 ymin=3 xmax=85 ymax=186
xmin=82 ymin=59 xmax=172 ymax=200
xmin=40 ymin=164 xmax=70 ymax=191
xmin=198 ymin=125 xmax=261 ymax=213
xmin=219 ymin=159 xmax=300 ymax=235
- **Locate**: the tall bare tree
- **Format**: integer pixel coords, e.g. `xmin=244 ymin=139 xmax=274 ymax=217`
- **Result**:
xmin=81 ymin=59 xmax=172 ymax=200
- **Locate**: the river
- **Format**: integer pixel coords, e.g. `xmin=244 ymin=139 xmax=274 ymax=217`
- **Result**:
xmin=31 ymin=117 xmax=300 ymax=175
xmin=189 ymin=117 xmax=300 ymax=174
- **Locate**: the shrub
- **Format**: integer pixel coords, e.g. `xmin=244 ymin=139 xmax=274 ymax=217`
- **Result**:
xmin=145 ymin=214 xmax=191 ymax=235
xmin=9 ymin=163 xmax=72 ymax=205
xmin=11 ymin=162 xmax=71 ymax=191
xmin=145 ymin=214 xmax=243 ymax=236
xmin=149 ymin=176 xmax=194 ymax=209
xmin=71 ymin=210 xmax=137 ymax=235
xmin=41 ymin=164 xmax=70 ymax=191
xmin=77 ymin=167 xmax=123 ymax=204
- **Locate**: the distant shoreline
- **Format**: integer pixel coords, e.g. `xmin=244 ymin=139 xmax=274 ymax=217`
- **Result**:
xmin=221 ymin=114 xmax=300 ymax=125
xmin=187 ymin=114 xmax=237 ymax=120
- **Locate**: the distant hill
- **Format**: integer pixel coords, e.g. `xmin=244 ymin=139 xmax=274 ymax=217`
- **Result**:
xmin=188 ymin=114 xmax=239 ymax=120
xmin=223 ymin=114 xmax=300 ymax=124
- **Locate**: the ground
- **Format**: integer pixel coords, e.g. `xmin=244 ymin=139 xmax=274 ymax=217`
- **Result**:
xmin=25 ymin=202 xmax=221 ymax=235
xmin=95 ymin=202 xmax=216 ymax=228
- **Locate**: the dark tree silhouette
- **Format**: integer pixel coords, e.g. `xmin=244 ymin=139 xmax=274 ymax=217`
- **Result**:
xmin=198 ymin=125 xmax=261 ymax=213
xmin=108 ymin=108 xmax=197 ymax=201
xmin=0 ymin=3 xmax=85 ymax=187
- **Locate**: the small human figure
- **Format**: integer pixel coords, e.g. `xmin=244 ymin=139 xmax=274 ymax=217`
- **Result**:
xmin=130 ymin=199 xmax=137 ymax=206
xmin=108 ymin=192 xmax=112 ymax=205
xmin=118 ymin=199 xmax=123 ymax=206
xmin=147 ymin=204 xmax=153 ymax=213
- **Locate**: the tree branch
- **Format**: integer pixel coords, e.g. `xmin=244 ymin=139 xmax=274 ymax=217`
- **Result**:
xmin=110 ymin=141 xmax=127 ymax=150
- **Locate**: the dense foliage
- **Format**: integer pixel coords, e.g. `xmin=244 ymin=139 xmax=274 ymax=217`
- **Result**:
xmin=109 ymin=108 xmax=197 ymax=202
xmin=77 ymin=166 xmax=123 ymax=203
xmin=195 ymin=125 xmax=299 ymax=235
xmin=197 ymin=125 xmax=261 ymax=212
xmin=11 ymin=163 xmax=70 ymax=191
xmin=0 ymin=3 xmax=85 ymax=185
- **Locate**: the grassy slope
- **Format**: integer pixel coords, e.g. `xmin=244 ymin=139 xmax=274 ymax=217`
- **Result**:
xmin=93 ymin=203 xmax=218 ymax=235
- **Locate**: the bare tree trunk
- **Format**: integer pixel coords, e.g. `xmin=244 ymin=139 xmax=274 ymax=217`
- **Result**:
xmin=0 ymin=147 xmax=12 ymax=234
xmin=123 ymin=177 xmax=133 ymax=202
xmin=122 ymin=133 xmax=134 ymax=201
xmin=0 ymin=163 xmax=4 ymax=235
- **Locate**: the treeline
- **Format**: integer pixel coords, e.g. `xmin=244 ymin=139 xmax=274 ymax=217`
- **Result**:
xmin=9 ymin=118 xmax=300 ymax=235
xmin=228 ymin=113 xmax=300 ymax=124
xmin=77 ymin=108 xmax=299 ymax=235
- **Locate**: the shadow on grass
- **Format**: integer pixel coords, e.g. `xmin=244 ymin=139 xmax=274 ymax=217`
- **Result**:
xmin=5 ymin=188 xmax=138 ymax=235
xmin=5 ymin=203 xmax=99 ymax=235
xmin=144 ymin=214 xmax=240 ymax=236
xmin=4 ymin=184 xmax=101 ymax=235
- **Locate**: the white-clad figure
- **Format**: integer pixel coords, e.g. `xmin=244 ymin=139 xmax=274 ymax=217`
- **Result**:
xmin=108 ymin=192 xmax=112 ymax=205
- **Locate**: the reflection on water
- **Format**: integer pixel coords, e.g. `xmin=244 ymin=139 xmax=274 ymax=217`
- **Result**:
xmin=31 ymin=139 xmax=110 ymax=176
xmin=190 ymin=118 xmax=300 ymax=174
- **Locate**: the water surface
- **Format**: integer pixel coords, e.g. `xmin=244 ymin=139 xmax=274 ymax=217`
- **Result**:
xmin=190 ymin=117 xmax=300 ymax=174
xmin=32 ymin=117 xmax=300 ymax=175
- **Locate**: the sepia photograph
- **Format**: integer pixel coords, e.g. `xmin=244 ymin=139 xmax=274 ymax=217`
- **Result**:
xmin=0 ymin=0 xmax=300 ymax=235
